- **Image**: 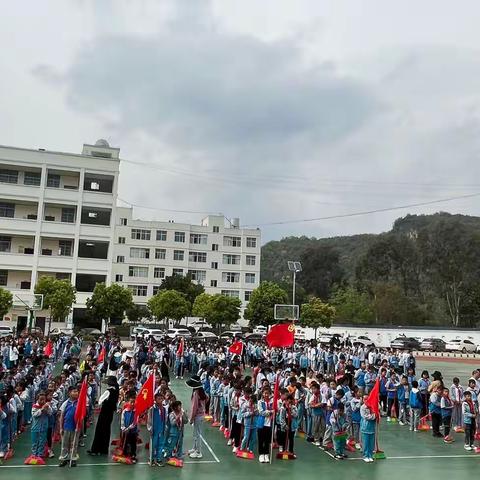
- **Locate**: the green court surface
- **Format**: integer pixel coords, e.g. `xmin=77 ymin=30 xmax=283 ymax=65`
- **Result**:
xmin=2 ymin=359 xmax=480 ymax=480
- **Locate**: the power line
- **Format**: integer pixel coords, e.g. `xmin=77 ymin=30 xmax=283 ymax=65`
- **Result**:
xmin=242 ymin=192 xmax=480 ymax=228
xmin=117 ymin=196 xmax=221 ymax=215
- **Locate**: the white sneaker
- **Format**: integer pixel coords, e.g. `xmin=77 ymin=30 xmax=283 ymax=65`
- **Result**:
xmin=313 ymin=441 xmax=321 ymax=446
xmin=232 ymin=446 xmax=238 ymax=453
xmin=259 ymin=455 xmax=264 ymax=463
xmin=195 ymin=453 xmax=203 ymax=459
xmin=387 ymin=417 xmax=391 ymax=422
xmin=227 ymin=439 xmax=232 ymax=446
xmin=264 ymin=455 xmax=269 ymax=463
xmin=355 ymin=443 xmax=361 ymax=450
xmin=399 ymin=421 xmax=405 ymax=426
xmin=279 ymin=447 xmax=284 ymax=453
xmin=0 ymin=452 xmax=4 ymax=458
xmin=363 ymin=457 xmax=370 ymax=463
xmin=465 ymin=445 xmax=472 ymax=451
xmin=188 ymin=448 xmax=196 ymax=454
xmin=368 ymin=458 xmax=374 ymax=462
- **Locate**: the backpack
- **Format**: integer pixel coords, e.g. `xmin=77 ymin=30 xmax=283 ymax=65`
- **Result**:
xmin=410 ymin=391 xmax=422 ymax=409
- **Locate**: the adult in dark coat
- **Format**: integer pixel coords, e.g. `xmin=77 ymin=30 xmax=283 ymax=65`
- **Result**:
xmin=87 ymin=376 xmax=119 ymax=455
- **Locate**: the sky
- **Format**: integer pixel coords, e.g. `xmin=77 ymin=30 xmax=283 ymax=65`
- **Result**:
xmin=1 ymin=0 xmax=480 ymax=243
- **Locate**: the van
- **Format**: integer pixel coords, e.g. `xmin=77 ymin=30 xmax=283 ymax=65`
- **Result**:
xmin=0 ymin=325 xmax=14 ymax=337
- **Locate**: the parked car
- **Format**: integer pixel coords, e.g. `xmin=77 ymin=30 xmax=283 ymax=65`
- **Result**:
xmin=317 ymin=333 xmax=342 ymax=346
xmin=390 ymin=337 xmax=421 ymax=350
xmin=48 ymin=327 xmax=73 ymax=336
xmin=190 ymin=320 xmax=212 ymax=331
xmin=419 ymin=338 xmax=446 ymax=352
xmin=194 ymin=331 xmax=218 ymax=341
xmin=166 ymin=328 xmax=192 ymax=339
xmin=141 ymin=328 xmax=166 ymax=341
xmin=245 ymin=332 xmax=265 ymax=342
xmin=445 ymin=339 xmax=476 ymax=353
xmin=352 ymin=335 xmax=375 ymax=348
xmin=77 ymin=328 xmax=102 ymax=338
xmin=253 ymin=326 xmax=267 ymax=334
xmin=0 ymin=325 xmax=14 ymax=337
xmin=130 ymin=326 xmax=149 ymax=339
xmin=219 ymin=331 xmax=244 ymax=340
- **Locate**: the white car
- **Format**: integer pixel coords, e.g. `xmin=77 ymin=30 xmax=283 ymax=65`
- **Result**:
xmin=194 ymin=331 xmax=218 ymax=341
xmin=130 ymin=326 xmax=149 ymax=339
xmin=190 ymin=320 xmax=211 ymax=331
xmin=141 ymin=328 xmax=166 ymax=341
xmin=166 ymin=328 xmax=192 ymax=339
xmin=352 ymin=335 xmax=375 ymax=348
xmin=49 ymin=327 xmax=73 ymax=336
xmin=445 ymin=339 xmax=476 ymax=353
xmin=0 ymin=325 xmax=14 ymax=337
xmin=253 ymin=326 xmax=267 ymax=334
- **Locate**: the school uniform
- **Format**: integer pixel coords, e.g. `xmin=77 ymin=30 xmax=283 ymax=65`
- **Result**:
xmin=409 ymin=387 xmax=423 ymax=431
xmin=31 ymin=402 xmax=52 ymax=457
xmin=164 ymin=410 xmax=188 ymax=459
xmin=59 ymin=399 xmax=79 ymax=461
xmin=350 ymin=397 xmax=361 ymax=444
xmin=450 ymin=383 xmax=464 ymax=428
xmin=397 ymin=384 xmax=409 ymax=424
xmin=330 ymin=409 xmax=348 ymax=456
xmin=147 ymin=404 xmax=167 ymax=462
xmin=418 ymin=378 xmax=431 ymax=417
xmin=429 ymin=392 xmax=442 ymax=437
xmin=440 ymin=396 xmax=453 ymax=437
xmin=278 ymin=403 xmax=298 ymax=453
xmin=257 ymin=399 xmax=273 ymax=457
xmin=386 ymin=378 xmax=399 ymax=419
xmin=121 ymin=406 xmax=138 ymax=459
xmin=240 ymin=399 xmax=258 ymax=452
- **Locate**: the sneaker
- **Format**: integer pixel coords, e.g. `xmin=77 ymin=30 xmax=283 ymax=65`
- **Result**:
xmin=355 ymin=443 xmax=361 ymax=450
xmin=279 ymin=447 xmax=284 ymax=453
xmin=227 ymin=439 xmax=232 ymax=446
xmin=335 ymin=454 xmax=343 ymax=459
xmin=399 ymin=421 xmax=405 ymax=426
xmin=259 ymin=454 xmax=264 ymax=463
xmin=387 ymin=417 xmax=391 ymax=422
xmin=0 ymin=452 xmax=5 ymax=459
xmin=264 ymin=455 xmax=269 ymax=463
xmin=49 ymin=450 xmax=55 ymax=458
xmin=414 ymin=429 xmax=418 ymax=432
xmin=363 ymin=457 xmax=370 ymax=463
xmin=465 ymin=445 xmax=472 ymax=451
xmin=313 ymin=441 xmax=321 ymax=446
xmin=368 ymin=458 xmax=374 ymax=462
xmin=187 ymin=449 xmax=196 ymax=454
xmin=232 ymin=446 xmax=238 ymax=453
xmin=195 ymin=453 xmax=203 ymax=459
xmin=58 ymin=460 xmax=68 ymax=467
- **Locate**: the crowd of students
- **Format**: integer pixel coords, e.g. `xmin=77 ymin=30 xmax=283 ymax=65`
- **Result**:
xmin=1 ymin=333 xmax=480 ymax=467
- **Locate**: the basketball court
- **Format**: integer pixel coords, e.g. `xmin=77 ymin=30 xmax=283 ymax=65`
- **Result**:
xmin=2 ymin=359 xmax=479 ymax=480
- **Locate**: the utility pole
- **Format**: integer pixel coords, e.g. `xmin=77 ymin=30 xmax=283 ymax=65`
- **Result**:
xmin=287 ymin=261 xmax=302 ymax=308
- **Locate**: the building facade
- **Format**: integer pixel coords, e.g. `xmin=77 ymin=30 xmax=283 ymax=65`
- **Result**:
xmin=0 ymin=141 xmax=260 ymax=330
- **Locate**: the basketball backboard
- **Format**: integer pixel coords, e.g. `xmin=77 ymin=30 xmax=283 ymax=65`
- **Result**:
xmin=13 ymin=293 xmax=44 ymax=311
xmin=274 ymin=304 xmax=299 ymax=321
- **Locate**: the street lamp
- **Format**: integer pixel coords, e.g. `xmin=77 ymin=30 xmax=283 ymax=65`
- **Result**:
xmin=287 ymin=261 xmax=302 ymax=306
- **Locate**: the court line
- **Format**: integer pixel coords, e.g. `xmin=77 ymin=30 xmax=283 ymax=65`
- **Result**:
xmin=0 ymin=460 xmax=217 ymax=468
xmin=347 ymin=454 xmax=480 ymax=461
xmin=201 ymin=434 xmax=221 ymax=463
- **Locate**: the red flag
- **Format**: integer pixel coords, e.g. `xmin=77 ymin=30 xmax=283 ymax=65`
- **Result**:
xmin=134 ymin=373 xmax=154 ymax=421
xmin=176 ymin=338 xmax=184 ymax=357
xmin=272 ymin=375 xmax=280 ymax=412
xmin=266 ymin=323 xmax=295 ymax=348
xmin=74 ymin=378 xmax=88 ymax=429
xmin=97 ymin=346 xmax=106 ymax=363
xmin=44 ymin=340 xmax=53 ymax=357
xmin=228 ymin=341 xmax=244 ymax=356
xmin=364 ymin=378 xmax=380 ymax=419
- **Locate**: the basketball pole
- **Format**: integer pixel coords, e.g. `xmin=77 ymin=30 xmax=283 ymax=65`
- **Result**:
xmin=292 ymin=270 xmax=296 ymax=308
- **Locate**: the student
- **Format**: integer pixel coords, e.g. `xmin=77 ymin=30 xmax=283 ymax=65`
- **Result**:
xmin=397 ymin=376 xmax=409 ymax=426
xmin=322 ymin=389 xmax=344 ymax=449
xmin=257 ymin=388 xmax=273 ymax=463
xmin=278 ymin=393 xmax=298 ymax=456
xmin=164 ymin=401 xmax=188 ymax=460
xmin=187 ymin=376 xmax=207 ymax=459
xmin=308 ymin=382 xmax=325 ymax=446
xmin=418 ymin=371 xmax=431 ymax=417
xmin=147 ymin=392 xmax=167 ymax=466
xmin=360 ymin=396 xmax=376 ymax=463
xmin=330 ymin=403 xmax=348 ymax=459
xmin=229 ymin=383 xmax=243 ymax=452
xmin=463 ymin=391 xmax=477 ymax=450
xmin=429 ymin=385 xmax=443 ymax=438
xmin=240 ymin=391 xmax=258 ymax=453
xmin=450 ymin=377 xmax=464 ymax=431
xmin=440 ymin=388 xmax=454 ymax=443
xmin=30 ymin=392 xmax=52 ymax=460
xmin=350 ymin=388 xmax=362 ymax=449
xmin=386 ymin=372 xmax=399 ymax=421
xmin=409 ymin=380 xmax=423 ymax=432
xmin=58 ymin=385 xmax=80 ymax=467
xmin=121 ymin=392 xmax=138 ymax=463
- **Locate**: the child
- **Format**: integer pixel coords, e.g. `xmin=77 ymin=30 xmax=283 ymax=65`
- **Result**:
xmin=440 ymin=388 xmax=454 ymax=442
xmin=386 ymin=372 xmax=399 ymax=421
xmin=121 ymin=391 xmax=138 ymax=463
xmin=58 ymin=385 xmax=80 ymax=467
xmin=31 ymin=392 xmax=52 ymax=460
xmin=257 ymin=388 xmax=273 ymax=463
xmin=463 ymin=391 xmax=477 ymax=450
xmin=164 ymin=400 xmax=188 ymax=460
xmin=278 ymin=393 xmax=298 ymax=456
xmin=360 ymin=396 xmax=376 ymax=463
xmin=397 ymin=376 xmax=409 ymax=426
xmin=308 ymin=382 xmax=325 ymax=446
xmin=429 ymin=385 xmax=443 ymax=438
xmin=240 ymin=392 xmax=258 ymax=453
xmin=350 ymin=388 xmax=362 ymax=449
xmin=409 ymin=380 xmax=423 ymax=432
xmin=147 ymin=392 xmax=167 ymax=466
xmin=418 ymin=371 xmax=430 ymax=417
xmin=450 ymin=377 xmax=464 ymax=431
xmin=322 ymin=389 xmax=344 ymax=449
xmin=330 ymin=403 xmax=348 ymax=459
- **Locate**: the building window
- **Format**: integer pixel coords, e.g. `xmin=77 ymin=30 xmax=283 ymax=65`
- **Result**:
xmin=174 ymin=231 xmax=185 ymax=243
xmin=156 ymin=230 xmax=167 ymax=241
xmin=221 ymin=289 xmax=239 ymax=298
xmin=245 ymin=273 xmax=256 ymax=284
xmin=46 ymin=174 xmax=60 ymax=188
xmin=0 ymin=203 xmax=15 ymax=218
xmin=222 ymin=272 xmax=240 ymax=283
xmin=131 ymin=228 xmax=151 ymax=240
xmin=189 ymin=251 xmax=207 ymax=263
xmin=245 ymin=290 xmax=252 ymax=301
xmin=211 ymin=262 xmax=218 ymax=270
xmin=0 ymin=236 xmax=11 ymax=252
xmin=129 ymin=266 xmax=149 ymax=278
xmin=188 ymin=270 xmax=206 ymax=283
xmin=59 ymin=240 xmax=73 ymax=256
xmin=130 ymin=247 xmax=150 ymax=259
xmin=0 ymin=270 xmax=7 ymax=286
xmin=24 ymin=171 xmax=41 ymax=186
xmin=116 ymin=255 xmax=125 ymax=263
xmin=172 ymin=268 xmax=184 ymax=276
xmin=129 ymin=285 xmax=148 ymax=296
xmin=246 ymin=255 xmax=256 ymax=266
xmin=155 ymin=248 xmax=166 ymax=260
xmin=223 ymin=236 xmax=241 ymax=247
xmin=246 ymin=237 xmax=257 ymax=248
xmin=223 ymin=254 xmax=240 ymax=265
xmin=211 ymin=244 xmax=218 ymax=251
xmin=120 ymin=218 xmax=127 ymax=226
xmin=173 ymin=250 xmax=184 ymax=261
xmin=153 ymin=285 xmax=161 ymax=295
xmin=0 ymin=169 xmax=18 ymax=184
xmin=154 ymin=267 xmax=165 ymax=279
xmin=190 ymin=233 xmax=208 ymax=245
xmin=115 ymin=274 xmax=123 ymax=282
xmin=210 ymin=280 xmax=217 ymax=287
xmin=61 ymin=208 xmax=75 ymax=223
xmin=118 ymin=237 xmax=125 ymax=244
xmin=213 ymin=226 xmax=219 ymax=233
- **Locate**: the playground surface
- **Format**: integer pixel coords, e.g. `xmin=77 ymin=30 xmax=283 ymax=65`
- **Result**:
xmin=2 ymin=359 xmax=479 ymax=480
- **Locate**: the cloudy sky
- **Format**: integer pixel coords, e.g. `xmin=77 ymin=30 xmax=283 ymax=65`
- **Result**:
xmin=2 ymin=0 xmax=480 ymax=242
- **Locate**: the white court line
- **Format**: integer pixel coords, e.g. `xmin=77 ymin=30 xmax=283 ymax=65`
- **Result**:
xmin=347 ymin=454 xmax=480 ymax=461
xmin=201 ymin=434 xmax=221 ymax=463
xmin=0 ymin=460 xmax=217 ymax=468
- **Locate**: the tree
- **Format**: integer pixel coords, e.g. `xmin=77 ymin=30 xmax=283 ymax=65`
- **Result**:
xmin=35 ymin=276 xmax=76 ymax=326
xmin=126 ymin=304 xmax=151 ymax=324
xmin=148 ymin=290 xmax=191 ymax=325
xmin=157 ymin=274 xmax=204 ymax=313
xmin=86 ymin=283 xmax=133 ymax=326
xmin=208 ymin=294 xmax=241 ymax=331
xmin=192 ymin=293 xmax=213 ymax=320
xmin=0 ymin=287 xmax=13 ymax=319
xmin=299 ymin=297 xmax=336 ymax=338
xmin=244 ymin=281 xmax=288 ymax=327
xmin=330 ymin=286 xmax=374 ymax=324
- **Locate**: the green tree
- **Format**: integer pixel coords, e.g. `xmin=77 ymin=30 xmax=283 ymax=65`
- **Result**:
xmin=244 ymin=281 xmax=288 ymax=327
xmin=299 ymin=297 xmax=336 ymax=338
xmin=86 ymin=283 xmax=133 ymax=326
xmin=0 ymin=287 xmax=13 ymax=318
xmin=208 ymin=294 xmax=241 ymax=331
xmin=158 ymin=274 xmax=204 ymax=313
xmin=192 ymin=292 xmax=213 ymax=320
xmin=126 ymin=304 xmax=151 ymax=324
xmin=330 ymin=286 xmax=374 ymax=324
xmin=148 ymin=290 xmax=190 ymax=325
xmin=35 ymin=276 xmax=76 ymax=326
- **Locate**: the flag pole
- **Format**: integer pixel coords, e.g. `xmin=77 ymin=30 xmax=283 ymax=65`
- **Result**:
xmin=150 ymin=368 xmax=155 ymax=466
